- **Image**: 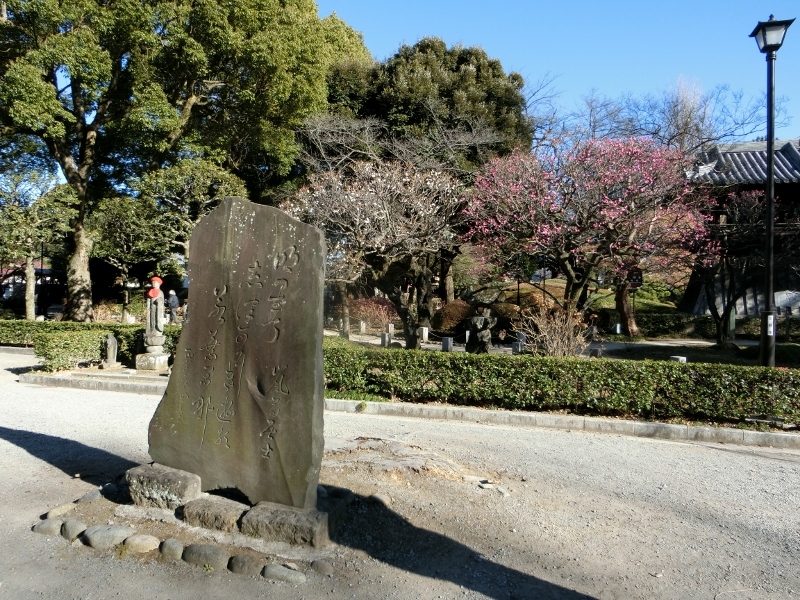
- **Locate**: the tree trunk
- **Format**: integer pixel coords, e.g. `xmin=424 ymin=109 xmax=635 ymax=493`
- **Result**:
xmin=367 ymin=254 xmax=437 ymax=350
xmin=121 ymin=289 xmax=130 ymax=324
xmin=615 ymin=284 xmax=640 ymax=337
xmin=64 ymin=223 xmax=94 ymax=322
xmin=120 ymin=270 xmax=130 ymax=324
xmin=394 ymin=261 xmax=436 ymax=350
xmin=444 ymin=273 xmax=454 ymax=303
xmin=24 ymin=256 xmax=36 ymax=320
xmin=438 ymin=250 xmax=456 ymax=303
xmin=337 ymin=280 xmax=350 ymax=339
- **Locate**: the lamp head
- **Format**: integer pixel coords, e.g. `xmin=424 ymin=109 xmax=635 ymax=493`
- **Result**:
xmin=750 ymin=15 xmax=794 ymax=53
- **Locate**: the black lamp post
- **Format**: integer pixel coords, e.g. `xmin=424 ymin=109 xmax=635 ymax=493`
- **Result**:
xmin=750 ymin=15 xmax=794 ymax=368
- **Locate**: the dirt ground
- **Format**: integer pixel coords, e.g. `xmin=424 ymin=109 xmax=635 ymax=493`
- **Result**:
xmin=4 ymin=351 xmax=800 ymax=599
xmin=40 ymin=436 xmax=578 ymax=599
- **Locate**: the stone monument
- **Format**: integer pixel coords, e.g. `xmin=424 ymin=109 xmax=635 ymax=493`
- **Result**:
xmin=147 ymin=197 xmax=326 ymax=509
xmin=136 ymin=275 xmax=169 ymax=371
xmin=101 ymin=333 xmax=121 ymax=369
xmin=465 ymin=306 xmax=497 ymax=354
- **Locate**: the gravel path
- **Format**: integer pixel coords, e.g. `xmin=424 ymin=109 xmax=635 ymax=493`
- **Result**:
xmin=1 ymin=352 xmax=799 ymax=599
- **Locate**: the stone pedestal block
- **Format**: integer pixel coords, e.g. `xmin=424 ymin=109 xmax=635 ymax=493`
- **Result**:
xmin=136 ymin=353 xmax=169 ymax=372
xmin=240 ymin=496 xmax=346 ymax=548
xmin=182 ymin=496 xmax=249 ymax=532
xmin=126 ymin=463 xmax=202 ymax=509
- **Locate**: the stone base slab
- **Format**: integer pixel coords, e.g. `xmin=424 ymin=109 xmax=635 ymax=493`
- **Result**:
xmin=240 ymin=497 xmax=347 ymax=548
xmin=135 ymin=353 xmax=169 ymax=371
xmin=126 ymin=463 xmax=202 ymax=510
xmin=183 ymin=496 xmax=249 ymax=533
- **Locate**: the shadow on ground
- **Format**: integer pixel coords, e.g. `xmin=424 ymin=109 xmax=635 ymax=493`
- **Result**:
xmin=0 ymin=426 xmax=137 ymax=487
xmin=0 ymin=423 xmax=594 ymax=598
xmin=4 ymin=365 xmax=41 ymax=376
xmin=332 ymin=493 xmax=595 ymax=600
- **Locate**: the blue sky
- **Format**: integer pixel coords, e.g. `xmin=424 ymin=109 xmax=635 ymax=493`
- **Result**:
xmin=316 ymin=0 xmax=800 ymax=140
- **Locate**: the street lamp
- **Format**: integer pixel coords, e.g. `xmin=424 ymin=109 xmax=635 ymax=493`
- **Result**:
xmin=750 ymin=15 xmax=794 ymax=367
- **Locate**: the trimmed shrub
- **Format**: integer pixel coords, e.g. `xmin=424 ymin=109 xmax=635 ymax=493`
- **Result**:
xmin=34 ymin=329 xmax=110 ymax=371
xmin=321 ymin=343 xmax=800 ymax=423
xmin=0 ymin=321 xmax=183 ymax=369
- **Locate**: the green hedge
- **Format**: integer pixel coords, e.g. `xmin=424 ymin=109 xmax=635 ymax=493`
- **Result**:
xmin=9 ymin=320 xmax=800 ymax=424
xmin=593 ymin=311 xmax=767 ymax=339
xmin=0 ymin=321 xmax=181 ymax=370
xmin=323 ymin=344 xmax=800 ymax=423
xmin=33 ymin=329 xmax=111 ymax=371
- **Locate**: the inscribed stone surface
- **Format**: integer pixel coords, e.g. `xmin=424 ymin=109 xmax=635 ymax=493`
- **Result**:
xmin=148 ymin=197 xmax=325 ymax=509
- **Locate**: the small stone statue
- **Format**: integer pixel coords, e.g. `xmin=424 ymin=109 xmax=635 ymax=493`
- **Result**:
xmin=145 ymin=275 xmax=166 ymax=351
xmin=465 ymin=306 xmax=497 ymax=354
xmin=137 ymin=274 xmax=170 ymax=372
xmin=101 ymin=333 xmax=121 ymax=369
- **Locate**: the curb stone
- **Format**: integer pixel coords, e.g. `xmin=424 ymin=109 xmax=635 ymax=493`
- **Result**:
xmin=323 ymin=399 xmax=800 ymax=450
xmin=0 ymin=346 xmax=35 ymax=355
xmin=82 ymin=525 xmax=135 ymax=550
xmin=61 ymin=519 xmax=87 ymax=542
xmin=32 ymin=518 xmax=62 ymax=536
xmin=160 ymin=538 xmax=184 ymax=561
xmin=182 ymin=543 xmax=230 ymax=571
xmin=263 ymin=563 xmax=307 ymax=584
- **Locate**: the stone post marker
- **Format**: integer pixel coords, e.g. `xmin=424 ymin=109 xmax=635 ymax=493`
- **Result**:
xmin=148 ymin=198 xmax=326 ymax=509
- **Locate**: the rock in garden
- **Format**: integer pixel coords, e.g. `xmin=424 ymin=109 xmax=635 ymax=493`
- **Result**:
xmin=32 ymin=519 xmax=62 ymax=536
xmin=148 ymin=198 xmax=325 ymax=509
xmin=60 ymin=519 xmax=87 ymax=542
xmin=182 ymin=543 xmax=230 ymax=572
xmin=263 ymin=563 xmax=307 ymax=584
xmin=311 ymin=559 xmax=334 ymax=576
xmin=126 ymin=463 xmax=201 ymax=510
xmin=183 ymin=496 xmax=249 ymax=533
xmin=78 ymin=489 xmax=102 ymax=503
xmin=82 ymin=525 xmax=135 ymax=550
xmin=46 ymin=503 xmax=75 ymax=519
xmin=228 ymin=554 xmax=264 ymax=576
xmin=160 ymin=538 xmax=183 ymax=561
xmin=124 ymin=534 xmax=161 ymax=553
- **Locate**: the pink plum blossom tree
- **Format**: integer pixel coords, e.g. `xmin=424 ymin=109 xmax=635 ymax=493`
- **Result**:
xmin=466 ymin=137 xmax=708 ymax=335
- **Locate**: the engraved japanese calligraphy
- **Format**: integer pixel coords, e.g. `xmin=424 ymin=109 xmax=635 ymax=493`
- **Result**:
xmin=148 ymin=197 xmax=325 ymax=509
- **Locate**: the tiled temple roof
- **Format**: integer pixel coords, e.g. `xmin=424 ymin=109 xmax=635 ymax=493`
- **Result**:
xmin=692 ymin=139 xmax=800 ymax=185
